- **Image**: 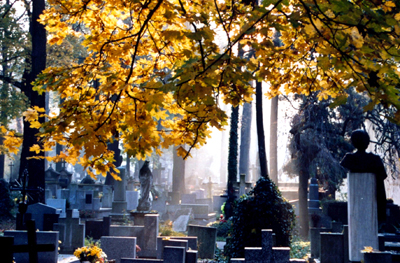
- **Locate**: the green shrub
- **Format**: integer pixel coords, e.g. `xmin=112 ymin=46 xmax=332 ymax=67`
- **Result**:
xmin=0 ymin=179 xmax=14 ymax=219
xmin=207 ymin=218 xmax=232 ymax=238
xmin=290 ymin=235 xmax=310 ymax=259
xmin=224 ymin=177 xmax=296 ymax=259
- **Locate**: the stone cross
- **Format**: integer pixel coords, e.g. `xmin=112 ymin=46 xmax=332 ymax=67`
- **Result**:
xmin=53 ymin=209 xmax=85 ymax=254
xmin=8 ymin=161 xmax=14 ymax=178
xmin=202 ymin=177 xmax=217 ymax=199
xmin=0 ymin=220 xmax=55 ymax=263
xmin=233 ymin=174 xmax=252 ymax=197
xmin=10 ymin=169 xmax=44 ymax=230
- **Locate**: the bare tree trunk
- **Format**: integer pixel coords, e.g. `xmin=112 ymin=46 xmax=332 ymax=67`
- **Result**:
xmin=269 ymin=96 xmax=278 ymax=183
xmin=255 ymin=81 xmax=268 ymax=178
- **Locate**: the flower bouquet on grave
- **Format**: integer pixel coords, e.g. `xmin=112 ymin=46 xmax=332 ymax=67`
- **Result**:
xmin=74 ymin=244 xmax=108 ymax=263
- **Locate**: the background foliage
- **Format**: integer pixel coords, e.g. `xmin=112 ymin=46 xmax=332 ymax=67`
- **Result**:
xmin=224 ymin=177 xmax=295 ymax=259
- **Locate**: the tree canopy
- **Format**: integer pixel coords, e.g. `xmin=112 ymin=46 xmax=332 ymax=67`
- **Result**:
xmin=18 ymin=0 xmax=400 ymax=178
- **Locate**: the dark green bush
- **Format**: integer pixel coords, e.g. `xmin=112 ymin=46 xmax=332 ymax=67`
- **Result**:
xmin=208 ymin=218 xmax=232 ymax=238
xmin=0 ymin=179 xmax=14 ymax=218
xmin=224 ymin=177 xmax=296 ymax=259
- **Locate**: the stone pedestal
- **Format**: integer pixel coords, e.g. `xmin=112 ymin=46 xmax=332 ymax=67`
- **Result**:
xmin=309 ymin=227 xmax=321 ymax=258
xmin=130 ymin=211 xmax=149 ymax=226
xmin=140 ymin=214 xmax=159 ymax=258
xmin=308 ymin=177 xmax=320 ymax=214
xmin=321 ymin=233 xmax=344 ymax=263
xmin=348 ymin=172 xmax=379 ymax=262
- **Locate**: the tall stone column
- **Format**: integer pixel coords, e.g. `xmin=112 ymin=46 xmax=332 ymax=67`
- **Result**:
xmin=111 ymin=166 xmax=127 ymax=215
xmin=171 ymin=146 xmax=185 ymax=204
xmin=348 ymin=172 xmax=378 ymax=262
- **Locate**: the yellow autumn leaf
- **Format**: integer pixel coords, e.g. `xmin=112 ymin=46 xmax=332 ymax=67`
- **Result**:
xmin=350 ymin=27 xmax=364 ymax=49
xmin=30 ymin=121 xmax=42 ymax=129
xmin=325 ymin=9 xmax=335 ymax=19
xmin=23 ymin=108 xmax=38 ymax=122
xmin=30 ymin=144 xmax=41 ymax=154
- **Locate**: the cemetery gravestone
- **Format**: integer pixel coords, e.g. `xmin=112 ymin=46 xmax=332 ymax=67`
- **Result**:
xmin=156 ymin=236 xmax=198 ymax=259
xmin=140 ymin=214 xmax=159 ymax=258
xmin=186 ymin=250 xmax=198 ymax=263
xmin=112 ymin=166 xmax=128 ymax=215
xmin=157 ymin=239 xmax=188 ymax=259
xmin=181 ymin=193 xmax=197 ymax=204
xmin=164 ymin=246 xmax=185 ymax=263
xmin=102 ymin=184 xmax=113 ymax=208
xmin=121 ymin=260 xmax=163 ymax=263
xmin=85 ymin=216 xmax=111 ymax=239
xmin=101 ymin=236 xmax=137 ymax=263
xmin=341 ymin=130 xmax=385 ymax=262
xmin=363 ymin=251 xmax=392 ymax=263
xmin=172 ymin=214 xmax=190 ymax=232
xmin=213 ymin=195 xmax=227 ymax=213
xmin=320 ymin=232 xmax=344 ymax=263
xmin=3 ymin=220 xmax=58 ymax=263
xmin=26 ymin=203 xmax=59 ymax=231
xmin=46 ymin=198 xmax=66 ymax=217
xmin=229 ymin=229 xmax=291 ymax=263
xmin=309 ymin=227 xmax=321 ymax=259
xmin=272 ymin=247 xmax=291 ymax=263
xmin=193 ymin=189 xmax=205 ymax=199
xmin=45 ymin=166 xmax=61 ymax=200
xmin=308 ymin=177 xmax=320 ymax=213
xmin=187 ymin=224 xmax=217 ymax=259
xmin=53 ymin=209 xmax=85 ymax=254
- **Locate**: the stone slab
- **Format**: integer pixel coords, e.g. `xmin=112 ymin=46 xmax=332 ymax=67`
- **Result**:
xmin=101 ymin=236 xmax=136 ymax=263
xmin=26 ymin=203 xmax=58 ymax=231
xmin=4 ymin=230 xmax=59 ymax=263
xmin=164 ymin=246 xmax=185 ymax=263
xmin=187 ymin=224 xmax=216 ymax=259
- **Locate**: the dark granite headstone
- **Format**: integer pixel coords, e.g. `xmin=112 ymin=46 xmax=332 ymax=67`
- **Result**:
xmin=320 ymin=232 xmax=344 ymax=263
xmin=85 ymin=216 xmax=111 ymax=239
xmin=26 ymin=203 xmax=58 ymax=231
xmin=363 ymin=251 xmax=392 ymax=263
xmin=101 ymin=236 xmax=137 ymax=263
xmin=187 ymin=225 xmax=216 ymax=259
xmin=164 ymin=246 xmax=185 ymax=263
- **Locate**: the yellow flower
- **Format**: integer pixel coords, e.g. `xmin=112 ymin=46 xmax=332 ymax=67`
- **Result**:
xmin=362 ymin=246 xmax=374 ymax=253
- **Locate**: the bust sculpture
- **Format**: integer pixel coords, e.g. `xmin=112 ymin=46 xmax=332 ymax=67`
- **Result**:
xmin=340 ymin=129 xmax=387 ymax=223
xmin=137 ymin=161 xmax=153 ymax=211
xmin=340 ymin=129 xmax=387 ymax=261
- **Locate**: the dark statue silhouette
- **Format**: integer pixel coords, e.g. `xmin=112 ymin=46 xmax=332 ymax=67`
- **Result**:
xmin=137 ymin=160 xmax=153 ymax=211
xmin=340 ymin=129 xmax=387 ymax=224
